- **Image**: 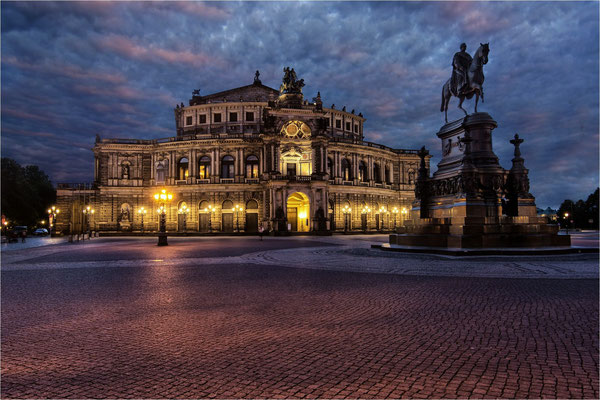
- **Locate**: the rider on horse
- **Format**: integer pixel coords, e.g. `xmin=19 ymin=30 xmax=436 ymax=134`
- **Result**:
xmin=451 ymin=43 xmax=472 ymax=97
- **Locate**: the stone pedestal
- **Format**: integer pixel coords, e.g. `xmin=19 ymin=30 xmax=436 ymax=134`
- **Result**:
xmin=393 ymin=113 xmax=570 ymax=249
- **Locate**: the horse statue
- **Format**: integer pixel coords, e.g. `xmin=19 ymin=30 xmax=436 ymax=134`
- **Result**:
xmin=441 ymin=43 xmax=490 ymax=123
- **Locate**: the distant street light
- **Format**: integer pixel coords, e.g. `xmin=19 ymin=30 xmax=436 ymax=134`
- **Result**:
xmin=378 ymin=206 xmax=387 ymax=231
xmin=82 ymin=205 xmax=95 ymax=239
xmin=204 ymin=204 xmax=217 ymax=233
xmin=154 ymin=189 xmax=173 ymax=246
xmin=361 ymin=206 xmax=371 ymax=232
xmin=564 ymin=212 xmax=570 ymax=235
xmin=178 ymin=204 xmax=189 ymax=232
xmin=392 ymin=207 xmax=399 ymax=230
xmin=342 ymin=205 xmax=352 ymax=232
xmin=137 ymin=207 xmax=147 ymax=233
xmin=234 ymin=204 xmax=244 ymax=232
xmin=401 ymin=207 xmax=408 ymax=226
xmin=47 ymin=206 xmax=60 ymax=236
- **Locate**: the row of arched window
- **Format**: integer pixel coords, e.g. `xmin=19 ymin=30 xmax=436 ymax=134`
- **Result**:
xmin=327 ymin=158 xmax=393 ymax=184
xmin=153 ymin=155 xmax=260 ymax=182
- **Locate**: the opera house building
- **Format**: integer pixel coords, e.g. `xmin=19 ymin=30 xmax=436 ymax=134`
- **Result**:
xmin=56 ymin=69 xmax=427 ymax=234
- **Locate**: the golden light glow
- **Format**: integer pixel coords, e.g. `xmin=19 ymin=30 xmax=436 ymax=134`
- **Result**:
xmin=392 ymin=207 xmax=399 ymax=214
xmin=154 ymin=189 xmax=173 ymax=202
xmin=82 ymin=205 xmax=95 ymax=215
xmin=342 ymin=205 xmax=352 ymax=214
xmin=401 ymin=208 xmax=408 ymax=215
xmin=178 ymin=204 xmax=189 ymax=214
xmin=299 ymin=211 xmax=307 ymax=219
xmin=564 ymin=212 xmax=569 ymax=217
xmin=48 ymin=206 xmax=60 ymax=215
xmin=361 ymin=206 xmax=371 ymax=214
xmin=138 ymin=207 xmax=147 ymax=214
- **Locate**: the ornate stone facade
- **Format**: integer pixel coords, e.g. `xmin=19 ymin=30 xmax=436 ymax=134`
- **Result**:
xmin=56 ymin=69 xmax=426 ymax=234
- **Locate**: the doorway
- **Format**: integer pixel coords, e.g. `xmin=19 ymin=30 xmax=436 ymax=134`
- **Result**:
xmin=287 ymin=192 xmax=310 ymax=232
xmin=222 ymin=213 xmax=233 ymax=232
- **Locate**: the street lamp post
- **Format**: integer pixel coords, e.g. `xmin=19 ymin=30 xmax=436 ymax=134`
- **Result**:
xmin=564 ymin=212 xmax=569 ymax=235
xmin=82 ymin=206 xmax=95 ymax=239
xmin=154 ymin=189 xmax=173 ymax=246
xmin=342 ymin=205 xmax=351 ymax=233
xmin=361 ymin=206 xmax=371 ymax=232
xmin=378 ymin=206 xmax=387 ymax=231
xmin=401 ymin=207 xmax=408 ymax=227
xmin=178 ymin=204 xmax=189 ymax=232
xmin=47 ymin=206 xmax=60 ymax=236
xmin=137 ymin=207 xmax=147 ymax=233
xmin=234 ymin=204 xmax=244 ymax=232
xmin=204 ymin=204 xmax=217 ymax=233
xmin=392 ymin=207 xmax=399 ymax=230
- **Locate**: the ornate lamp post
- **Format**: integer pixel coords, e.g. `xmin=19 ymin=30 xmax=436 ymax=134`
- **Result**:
xmin=378 ymin=206 xmax=387 ymax=231
xmin=47 ymin=206 xmax=60 ymax=236
xmin=204 ymin=204 xmax=217 ymax=233
xmin=154 ymin=189 xmax=173 ymax=246
xmin=401 ymin=207 xmax=408 ymax=226
xmin=82 ymin=205 xmax=95 ymax=239
xmin=234 ymin=204 xmax=244 ymax=232
xmin=342 ymin=205 xmax=352 ymax=232
xmin=391 ymin=207 xmax=399 ymax=230
xmin=361 ymin=206 xmax=371 ymax=232
xmin=137 ymin=207 xmax=147 ymax=233
xmin=178 ymin=204 xmax=189 ymax=232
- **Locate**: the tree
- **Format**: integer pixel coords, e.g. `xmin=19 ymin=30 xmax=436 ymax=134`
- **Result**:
xmin=557 ymin=188 xmax=599 ymax=230
xmin=1 ymin=158 xmax=56 ymax=227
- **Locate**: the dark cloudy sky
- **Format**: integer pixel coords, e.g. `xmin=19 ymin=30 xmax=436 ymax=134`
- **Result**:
xmin=1 ymin=1 xmax=598 ymax=207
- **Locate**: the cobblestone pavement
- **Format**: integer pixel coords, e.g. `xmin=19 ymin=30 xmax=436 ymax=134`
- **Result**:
xmin=2 ymin=236 xmax=598 ymax=398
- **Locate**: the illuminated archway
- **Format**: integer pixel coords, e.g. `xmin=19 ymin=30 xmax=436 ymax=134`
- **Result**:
xmin=286 ymin=192 xmax=310 ymax=232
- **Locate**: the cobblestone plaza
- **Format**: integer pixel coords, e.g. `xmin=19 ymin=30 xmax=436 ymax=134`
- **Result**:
xmin=1 ymin=235 xmax=598 ymax=398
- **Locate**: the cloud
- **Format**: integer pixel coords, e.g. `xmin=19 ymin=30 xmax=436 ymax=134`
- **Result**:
xmin=0 ymin=1 xmax=597 ymax=208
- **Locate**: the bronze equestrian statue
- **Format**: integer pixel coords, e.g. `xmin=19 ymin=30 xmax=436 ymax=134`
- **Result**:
xmin=441 ymin=43 xmax=490 ymax=123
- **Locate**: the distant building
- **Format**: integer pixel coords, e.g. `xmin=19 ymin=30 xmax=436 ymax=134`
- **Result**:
xmin=56 ymin=69 xmax=427 ymax=234
xmin=537 ymin=207 xmax=558 ymax=222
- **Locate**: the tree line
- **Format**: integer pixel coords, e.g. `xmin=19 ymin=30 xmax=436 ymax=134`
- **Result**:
xmin=1 ymin=158 xmax=56 ymax=228
xmin=557 ymin=188 xmax=599 ymax=230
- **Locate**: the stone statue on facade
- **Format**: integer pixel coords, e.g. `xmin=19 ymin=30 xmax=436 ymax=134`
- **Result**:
xmin=254 ymin=70 xmax=261 ymax=85
xmin=280 ymin=67 xmax=305 ymax=94
xmin=441 ymin=43 xmax=490 ymax=123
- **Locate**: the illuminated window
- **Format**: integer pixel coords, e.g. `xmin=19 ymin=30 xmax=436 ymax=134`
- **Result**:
xmin=178 ymin=157 xmax=189 ymax=180
xmin=342 ymin=158 xmax=351 ymax=181
xmin=358 ymin=161 xmax=367 ymax=182
xmin=199 ymin=156 xmax=211 ymax=179
xmin=245 ymin=155 xmax=259 ymax=178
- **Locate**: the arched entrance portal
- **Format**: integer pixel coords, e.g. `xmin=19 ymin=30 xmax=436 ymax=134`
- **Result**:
xmin=287 ymin=192 xmax=310 ymax=232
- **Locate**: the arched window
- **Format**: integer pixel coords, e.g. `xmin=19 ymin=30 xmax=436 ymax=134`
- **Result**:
xmin=178 ymin=157 xmax=189 ymax=180
xmin=374 ymin=163 xmax=381 ymax=183
xmin=222 ymin=199 xmax=233 ymax=210
xmin=327 ymin=157 xmax=333 ymax=177
xmin=358 ymin=161 xmax=367 ymax=182
xmin=246 ymin=199 xmax=259 ymax=209
xmin=341 ymin=158 xmax=351 ymax=181
xmin=221 ymin=155 xmax=235 ymax=178
xmin=245 ymin=155 xmax=259 ymax=178
xmin=198 ymin=156 xmax=211 ymax=179
xmin=385 ymin=166 xmax=391 ymax=184
xmin=199 ymin=200 xmax=209 ymax=210
xmin=156 ymin=159 xmax=168 ymax=183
